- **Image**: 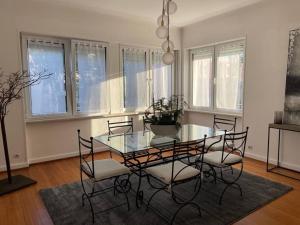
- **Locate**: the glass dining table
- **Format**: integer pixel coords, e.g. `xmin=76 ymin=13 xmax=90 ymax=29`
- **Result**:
xmin=93 ymin=124 xmax=226 ymax=207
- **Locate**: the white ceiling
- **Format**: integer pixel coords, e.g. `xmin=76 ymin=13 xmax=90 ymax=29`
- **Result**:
xmin=35 ymin=0 xmax=263 ymax=27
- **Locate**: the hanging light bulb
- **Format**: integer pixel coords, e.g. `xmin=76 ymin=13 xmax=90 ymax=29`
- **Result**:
xmin=157 ymin=14 xmax=169 ymax=26
xmin=162 ymin=50 xmax=175 ymax=65
xmin=162 ymin=39 xmax=174 ymax=52
xmin=156 ymin=25 xmax=168 ymax=39
xmin=166 ymin=0 xmax=177 ymax=15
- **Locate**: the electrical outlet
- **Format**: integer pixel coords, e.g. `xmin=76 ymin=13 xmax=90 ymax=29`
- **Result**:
xmin=14 ymin=154 xmax=20 ymax=159
xmin=248 ymin=145 xmax=253 ymax=150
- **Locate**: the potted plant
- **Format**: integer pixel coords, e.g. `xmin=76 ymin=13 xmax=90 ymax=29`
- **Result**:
xmin=144 ymin=95 xmax=187 ymax=136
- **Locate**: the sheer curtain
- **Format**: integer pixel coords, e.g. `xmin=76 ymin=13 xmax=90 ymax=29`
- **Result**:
xmin=123 ymin=48 xmax=147 ymax=110
xmin=74 ymin=41 xmax=107 ymax=114
xmin=152 ymin=51 xmax=172 ymax=101
xmin=215 ymin=41 xmax=244 ymax=111
xmin=28 ymin=39 xmax=67 ymax=115
xmin=191 ymin=47 xmax=213 ymax=108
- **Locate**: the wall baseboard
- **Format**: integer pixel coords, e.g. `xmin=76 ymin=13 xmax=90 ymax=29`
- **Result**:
xmin=1 ymin=148 xmax=299 ymax=173
xmin=0 ymin=146 xmax=109 ymax=172
xmin=0 ymin=162 xmax=29 ymax=172
xmin=245 ymin=152 xmax=300 ymax=172
xmin=28 ymin=146 xmax=109 ymax=164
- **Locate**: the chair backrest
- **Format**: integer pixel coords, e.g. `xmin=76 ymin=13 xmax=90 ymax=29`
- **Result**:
xmin=213 ymin=115 xmax=237 ymax=132
xmin=221 ymin=127 xmax=249 ymax=162
xmin=171 ymin=137 xmax=207 ymax=184
xmin=142 ymin=116 xmax=152 ymax=131
xmin=107 ymin=118 xmax=134 ymax=135
xmin=77 ymin=129 xmax=94 ymax=177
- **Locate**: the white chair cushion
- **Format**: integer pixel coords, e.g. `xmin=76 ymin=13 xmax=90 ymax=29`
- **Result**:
xmin=82 ymin=159 xmax=130 ymax=181
xmin=205 ymin=138 xmax=224 ymax=151
xmin=145 ymin=161 xmax=200 ymax=184
xmin=205 ymin=138 xmax=234 ymax=151
xmin=203 ymin=151 xmax=242 ymax=167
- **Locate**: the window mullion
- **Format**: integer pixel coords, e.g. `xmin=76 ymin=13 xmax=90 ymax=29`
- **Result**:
xmin=212 ymin=46 xmax=217 ymax=112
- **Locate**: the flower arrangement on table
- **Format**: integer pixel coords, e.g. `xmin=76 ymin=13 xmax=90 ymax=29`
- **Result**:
xmin=144 ymin=95 xmax=187 ymax=135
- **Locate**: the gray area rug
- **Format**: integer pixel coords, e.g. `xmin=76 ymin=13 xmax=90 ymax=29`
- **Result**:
xmin=40 ymin=170 xmax=292 ymax=225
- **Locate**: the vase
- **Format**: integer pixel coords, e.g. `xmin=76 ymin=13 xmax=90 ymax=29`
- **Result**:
xmin=150 ymin=124 xmax=179 ymax=137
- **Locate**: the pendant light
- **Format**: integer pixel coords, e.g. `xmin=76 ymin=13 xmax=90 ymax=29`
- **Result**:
xmin=155 ymin=0 xmax=177 ymax=65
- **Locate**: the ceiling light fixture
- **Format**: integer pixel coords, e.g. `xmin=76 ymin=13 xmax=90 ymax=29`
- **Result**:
xmin=156 ymin=0 xmax=177 ymax=65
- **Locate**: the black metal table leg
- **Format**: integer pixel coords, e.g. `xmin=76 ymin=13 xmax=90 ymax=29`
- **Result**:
xmin=135 ymin=167 xmax=144 ymax=208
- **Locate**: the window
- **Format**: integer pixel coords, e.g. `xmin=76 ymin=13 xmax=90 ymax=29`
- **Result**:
xmin=215 ymin=42 xmax=244 ymax=111
xmin=26 ymin=38 xmax=69 ymax=116
xmin=190 ymin=40 xmax=245 ymax=114
xmin=122 ymin=48 xmax=148 ymax=110
xmin=22 ymin=35 xmax=108 ymax=119
xmin=22 ymin=34 xmax=177 ymax=120
xmin=190 ymin=47 xmax=213 ymax=109
xmin=73 ymin=40 xmax=108 ymax=114
xmin=151 ymin=51 xmax=173 ymax=101
xmin=121 ymin=46 xmax=175 ymax=112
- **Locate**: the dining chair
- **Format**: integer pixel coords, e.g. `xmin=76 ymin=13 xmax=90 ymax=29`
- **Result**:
xmin=77 ymin=130 xmax=131 ymax=223
xmin=203 ymin=127 xmax=249 ymax=204
xmin=205 ymin=115 xmax=237 ymax=151
xmin=142 ymin=115 xmax=152 ymax=131
xmin=145 ymin=137 xmax=207 ymax=225
xmin=107 ymin=118 xmax=134 ymax=157
xmin=107 ymin=117 xmax=134 ymax=135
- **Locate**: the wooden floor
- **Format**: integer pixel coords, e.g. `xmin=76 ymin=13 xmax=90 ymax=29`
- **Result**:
xmin=0 ymin=152 xmax=300 ymax=225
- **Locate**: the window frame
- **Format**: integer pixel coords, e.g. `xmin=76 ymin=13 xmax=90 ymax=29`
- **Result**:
xmin=120 ymin=45 xmax=150 ymax=113
xmin=120 ymin=45 xmax=176 ymax=113
xmin=188 ymin=38 xmax=246 ymax=115
xmin=21 ymin=34 xmax=73 ymax=120
xmin=21 ymin=33 xmax=111 ymax=122
xmin=189 ymin=47 xmax=215 ymax=112
xmin=149 ymin=49 xmax=175 ymax=102
xmin=70 ymin=39 xmax=110 ymax=117
xmin=21 ymin=34 xmax=178 ymax=122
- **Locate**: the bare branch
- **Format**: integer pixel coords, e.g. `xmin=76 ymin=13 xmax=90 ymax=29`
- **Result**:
xmin=0 ymin=69 xmax=52 ymax=118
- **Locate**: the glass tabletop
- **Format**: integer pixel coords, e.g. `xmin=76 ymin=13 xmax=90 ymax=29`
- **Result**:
xmin=94 ymin=124 xmax=226 ymax=155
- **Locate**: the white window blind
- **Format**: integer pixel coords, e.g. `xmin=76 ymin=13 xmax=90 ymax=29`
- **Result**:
xmin=122 ymin=48 xmax=148 ymax=110
xmin=73 ymin=41 xmax=108 ymax=114
xmin=190 ymin=47 xmax=214 ymax=109
xmin=215 ymin=41 xmax=244 ymax=112
xmin=27 ymin=39 xmax=68 ymax=116
xmin=151 ymin=51 xmax=173 ymax=101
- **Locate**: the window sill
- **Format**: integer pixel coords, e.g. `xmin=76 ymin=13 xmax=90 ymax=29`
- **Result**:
xmin=25 ymin=112 xmax=145 ymax=124
xmin=185 ymin=109 xmax=243 ymax=118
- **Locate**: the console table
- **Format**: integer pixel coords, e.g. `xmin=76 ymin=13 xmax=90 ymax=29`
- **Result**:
xmin=267 ymin=123 xmax=300 ymax=180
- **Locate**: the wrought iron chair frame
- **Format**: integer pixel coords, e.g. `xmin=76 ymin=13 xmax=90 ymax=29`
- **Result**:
xmin=203 ymin=127 xmax=249 ymax=204
xmin=107 ymin=118 xmax=134 ymax=158
xmin=77 ymin=130 xmax=131 ymax=223
xmin=144 ymin=138 xmax=207 ymax=225
xmin=142 ymin=115 xmax=152 ymax=131
xmin=107 ymin=118 xmax=134 ymax=135
xmin=205 ymin=115 xmax=238 ymax=151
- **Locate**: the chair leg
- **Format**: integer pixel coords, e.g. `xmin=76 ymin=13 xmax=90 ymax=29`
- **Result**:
xmin=219 ymin=162 xmax=244 ymax=204
xmin=86 ymin=194 xmax=95 ymax=224
xmin=114 ymin=175 xmax=131 ymax=211
xmin=146 ymin=188 xmax=165 ymax=211
xmin=82 ymin=193 xmax=85 ymax=207
xmin=81 ymin=192 xmax=95 ymax=223
xmin=219 ymin=183 xmax=231 ymax=205
xmin=170 ymin=202 xmax=202 ymax=225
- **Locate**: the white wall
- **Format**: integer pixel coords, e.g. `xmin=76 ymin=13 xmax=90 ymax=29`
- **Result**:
xmin=182 ymin=0 xmax=300 ymax=171
xmin=0 ymin=0 xmax=181 ymax=170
